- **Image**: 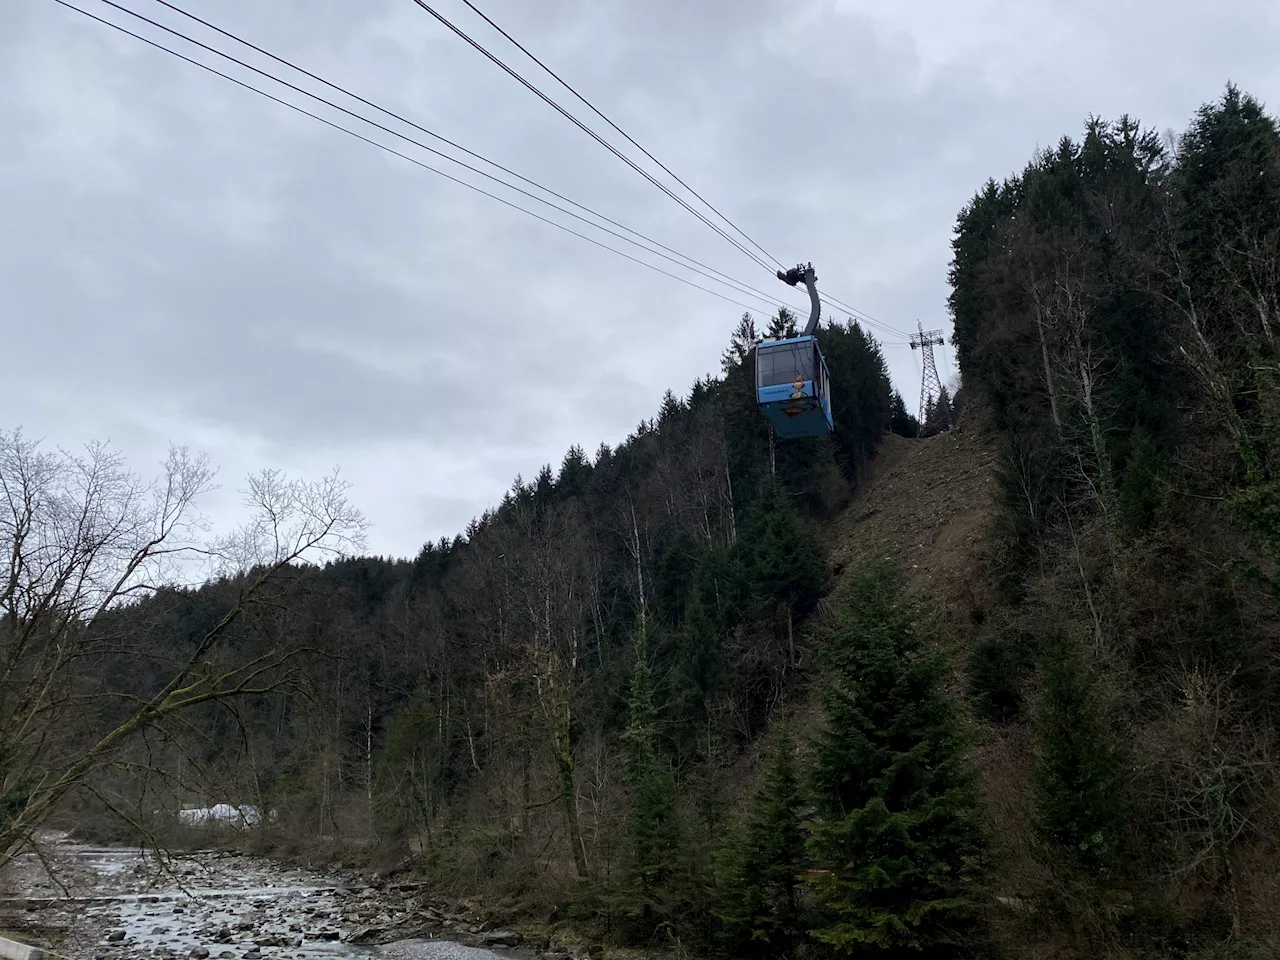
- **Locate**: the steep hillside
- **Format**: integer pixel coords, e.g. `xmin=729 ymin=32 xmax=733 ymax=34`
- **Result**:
xmin=826 ymin=415 xmax=998 ymax=619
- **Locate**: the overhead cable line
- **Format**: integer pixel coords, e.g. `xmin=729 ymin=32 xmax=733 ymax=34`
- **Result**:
xmin=75 ymin=0 xmax=806 ymax=316
xmin=455 ymin=0 xmax=784 ymax=271
xmin=818 ymin=297 xmax=908 ymax=343
xmin=448 ymin=1 xmax=909 ymax=337
xmin=821 ymin=291 xmax=900 ymax=334
xmin=406 ymin=0 xmax=778 ymax=275
xmin=142 ymin=0 xmax=803 ymax=316
xmin=51 ymin=0 xmax=805 ymax=318
xmin=63 ymin=0 xmax=892 ymax=338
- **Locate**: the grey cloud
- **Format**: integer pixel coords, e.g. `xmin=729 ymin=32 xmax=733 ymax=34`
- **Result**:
xmin=3 ymin=0 xmax=1278 ymax=557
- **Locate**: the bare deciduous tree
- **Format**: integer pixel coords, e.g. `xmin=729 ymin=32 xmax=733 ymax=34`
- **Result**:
xmin=0 ymin=429 xmax=366 ymax=870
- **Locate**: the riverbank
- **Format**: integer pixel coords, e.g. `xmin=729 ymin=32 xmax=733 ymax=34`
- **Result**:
xmin=0 ymin=834 xmax=589 ymax=960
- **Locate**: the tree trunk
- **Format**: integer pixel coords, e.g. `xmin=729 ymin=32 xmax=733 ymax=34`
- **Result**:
xmin=1033 ymin=304 xmax=1063 ymax=435
xmin=552 ymin=702 xmax=588 ymax=878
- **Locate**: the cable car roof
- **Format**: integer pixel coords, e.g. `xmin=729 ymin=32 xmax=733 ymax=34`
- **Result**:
xmin=757 ymin=334 xmax=820 ymax=350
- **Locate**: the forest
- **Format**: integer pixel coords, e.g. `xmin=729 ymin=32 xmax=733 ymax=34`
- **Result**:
xmin=3 ymin=82 xmax=1280 ymax=960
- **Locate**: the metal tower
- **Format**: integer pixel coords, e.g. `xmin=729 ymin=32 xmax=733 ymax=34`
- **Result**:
xmin=909 ymin=321 xmax=948 ymax=434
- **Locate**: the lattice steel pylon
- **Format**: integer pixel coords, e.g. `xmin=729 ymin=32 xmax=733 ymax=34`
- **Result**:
xmin=909 ymin=321 xmax=948 ymax=435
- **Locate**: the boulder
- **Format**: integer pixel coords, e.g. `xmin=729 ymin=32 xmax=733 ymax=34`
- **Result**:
xmin=483 ymin=930 xmax=521 ymax=948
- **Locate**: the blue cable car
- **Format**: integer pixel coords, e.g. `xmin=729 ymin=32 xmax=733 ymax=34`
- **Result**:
xmin=756 ymin=334 xmax=833 ymax=439
xmin=755 ymin=262 xmax=834 ymax=439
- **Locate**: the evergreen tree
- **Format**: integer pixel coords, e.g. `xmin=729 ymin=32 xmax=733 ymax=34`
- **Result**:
xmin=734 ymin=478 xmax=829 ymax=622
xmin=715 ymin=725 xmax=808 ymax=959
xmin=623 ymin=624 xmax=681 ymax=907
xmin=806 ymin=561 xmax=985 ymax=956
xmin=1175 ymin=85 xmax=1280 ymax=555
xmin=967 ymin=629 xmax=1037 ymax=725
xmin=923 ymin=386 xmax=953 ymax=437
xmin=767 ymin=307 xmax=800 ymax=340
xmin=888 ymin=390 xmax=919 ymax=438
xmin=669 ymin=577 xmax=730 ymax=759
xmin=819 ymin=319 xmax=895 ymax=480
xmin=658 ymin=389 xmax=685 ymax=429
xmin=1032 ymin=634 xmax=1131 ymax=878
xmin=556 ymin=444 xmax=592 ymax=501
xmin=721 ymin=319 xmax=773 ymax=498
xmin=723 ymin=312 xmax=761 ymax=374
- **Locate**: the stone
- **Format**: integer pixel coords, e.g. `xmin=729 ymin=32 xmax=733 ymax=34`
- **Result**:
xmin=107 ymin=931 xmax=126 ymax=942
xmin=483 ymin=930 xmax=521 ymax=948
xmin=191 ymin=949 xmax=210 ymax=959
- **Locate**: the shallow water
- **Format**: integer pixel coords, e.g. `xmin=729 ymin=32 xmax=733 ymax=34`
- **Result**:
xmin=2 ymin=835 xmax=506 ymax=960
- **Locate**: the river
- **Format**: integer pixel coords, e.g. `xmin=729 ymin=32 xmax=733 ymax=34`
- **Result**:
xmin=0 ymin=833 xmax=530 ymax=960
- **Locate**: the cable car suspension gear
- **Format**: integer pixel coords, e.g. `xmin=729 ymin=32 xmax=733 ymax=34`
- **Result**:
xmin=777 ymin=262 xmax=820 ymax=337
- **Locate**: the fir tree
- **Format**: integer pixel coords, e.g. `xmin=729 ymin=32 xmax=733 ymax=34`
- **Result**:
xmin=722 ymin=312 xmax=761 ymax=374
xmin=658 ymin=389 xmax=685 ymax=429
xmin=818 ymin=319 xmax=896 ymax=481
xmin=766 ymin=307 xmax=800 ymax=340
xmin=670 ymin=578 xmax=730 ymax=758
xmin=734 ymin=478 xmax=828 ymax=622
xmin=715 ymin=724 xmax=808 ymax=959
xmin=1032 ymin=634 xmax=1131 ymax=878
xmin=806 ymin=561 xmax=985 ymax=956
xmin=556 ymin=444 xmax=592 ymax=501
xmin=967 ymin=629 xmax=1038 ymax=724
xmin=888 ymin=390 xmax=920 ymax=438
xmin=623 ymin=624 xmax=681 ymax=906
xmin=923 ymin=386 xmax=953 ymax=437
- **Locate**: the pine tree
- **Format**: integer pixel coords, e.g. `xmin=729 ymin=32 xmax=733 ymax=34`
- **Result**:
xmin=715 ymin=725 xmax=808 ymax=959
xmin=1032 ymin=634 xmax=1131 ymax=878
xmin=805 ymin=561 xmax=985 ymax=956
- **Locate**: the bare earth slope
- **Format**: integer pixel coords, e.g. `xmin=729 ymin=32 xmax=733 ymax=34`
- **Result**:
xmin=824 ymin=417 xmax=999 ymax=622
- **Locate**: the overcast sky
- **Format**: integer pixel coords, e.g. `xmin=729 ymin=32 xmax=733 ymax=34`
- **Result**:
xmin=4 ymin=0 xmax=1278 ymax=561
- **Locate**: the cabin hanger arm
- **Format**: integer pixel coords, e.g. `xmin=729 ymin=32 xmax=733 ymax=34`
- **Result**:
xmin=777 ymin=262 xmax=821 ymax=337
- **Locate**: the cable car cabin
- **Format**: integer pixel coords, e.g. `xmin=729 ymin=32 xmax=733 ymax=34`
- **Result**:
xmin=755 ymin=335 xmax=834 ymax=439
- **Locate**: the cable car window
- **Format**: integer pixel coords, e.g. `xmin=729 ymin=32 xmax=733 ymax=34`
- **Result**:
xmin=757 ymin=342 xmax=815 ymax=386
